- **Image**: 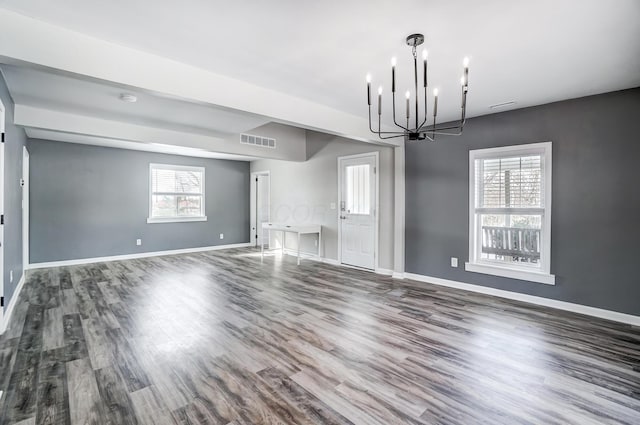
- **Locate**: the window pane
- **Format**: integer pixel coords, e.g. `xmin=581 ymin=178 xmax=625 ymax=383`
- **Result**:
xmin=176 ymin=195 xmax=202 ymax=217
xmin=175 ymin=170 xmax=203 ymax=194
xmin=477 ymin=155 xmax=542 ymax=208
xmin=152 ymin=195 xmax=177 ymax=217
xmin=346 ymin=164 xmax=370 ymax=214
xmin=151 ymin=165 xmax=205 ymax=219
xmin=480 ymin=214 xmax=542 ymax=266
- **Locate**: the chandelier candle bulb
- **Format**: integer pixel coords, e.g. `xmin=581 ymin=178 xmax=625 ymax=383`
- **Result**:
xmin=391 ymin=57 xmax=396 ymax=93
xmin=463 ymin=57 xmax=469 ymax=87
xmin=366 ymin=74 xmax=372 ymax=105
xmin=423 ymin=50 xmax=428 ymax=87
xmin=405 ymin=90 xmax=411 ymax=118
xmin=378 ymin=86 xmax=383 ymax=115
xmin=433 ymin=88 xmax=438 ymax=117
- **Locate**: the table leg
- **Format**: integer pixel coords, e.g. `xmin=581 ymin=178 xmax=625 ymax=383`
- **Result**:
xmin=297 ymin=232 xmax=301 ymax=265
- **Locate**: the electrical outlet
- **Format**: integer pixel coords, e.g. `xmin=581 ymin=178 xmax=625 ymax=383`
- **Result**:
xmin=136 ymin=239 xmax=142 ymax=246
xmin=451 ymin=257 xmax=459 ymax=268
xmin=220 ymin=233 xmax=224 ymax=240
xmin=9 ymin=270 xmax=13 ymax=283
xmin=330 ymin=202 xmax=336 ymax=210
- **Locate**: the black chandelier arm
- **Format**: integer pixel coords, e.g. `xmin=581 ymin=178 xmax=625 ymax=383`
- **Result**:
xmin=377 ymin=133 xmax=406 ymax=140
xmin=423 ymin=107 xmax=467 ymax=132
xmin=368 ymin=105 xmax=412 ymax=138
xmin=421 ymin=121 xmax=465 ymax=133
xmin=418 ymin=88 xmax=467 ymax=134
xmin=391 ymin=92 xmax=410 ymax=132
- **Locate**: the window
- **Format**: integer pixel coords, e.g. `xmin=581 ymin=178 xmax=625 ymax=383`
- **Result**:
xmin=148 ymin=164 xmax=206 ymax=223
xmin=466 ymin=142 xmax=554 ymax=285
xmin=345 ymin=164 xmax=371 ymax=214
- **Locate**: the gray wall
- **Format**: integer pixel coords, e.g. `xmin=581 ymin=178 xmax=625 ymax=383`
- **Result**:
xmin=0 ymin=70 xmax=27 ymax=311
xmin=29 ymin=140 xmax=250 ymax=263
xmin=251 ymin=131 xmax=395 ymax=270
xmin=405 ymin=88 xmax=640 ymax=316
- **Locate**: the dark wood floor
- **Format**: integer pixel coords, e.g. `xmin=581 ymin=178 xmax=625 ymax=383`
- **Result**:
xmin=0 ymin=248 xmax=639 ymax=424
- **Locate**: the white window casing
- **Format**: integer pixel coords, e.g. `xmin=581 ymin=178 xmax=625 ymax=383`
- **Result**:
xmin=466 ymin=142 xmax=555 ymax=285
xmin=147 ymin=163 xmax=207 ymax=224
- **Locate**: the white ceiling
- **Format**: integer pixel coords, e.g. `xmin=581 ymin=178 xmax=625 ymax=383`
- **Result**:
xmin=0 ymin=0 xmax=638 ymax=127
xmin=1 ymin=64 xmax=271 ymax=137
xmin=0 ymin=0 xmax=640 ymax=159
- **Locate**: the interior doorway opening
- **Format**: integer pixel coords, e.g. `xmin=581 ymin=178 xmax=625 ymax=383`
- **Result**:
xmin=250 ymin=171 xmax=270 ymax=247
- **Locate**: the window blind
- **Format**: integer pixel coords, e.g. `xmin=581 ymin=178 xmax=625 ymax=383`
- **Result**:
xmin=476 ymin=155 xmax=543 ymax=210
xmin=152 ymin=168 xmax=203 ymax=194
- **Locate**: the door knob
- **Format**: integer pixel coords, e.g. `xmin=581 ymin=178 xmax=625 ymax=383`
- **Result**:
xmin=340 ymin=216 xmax=346 ymax=219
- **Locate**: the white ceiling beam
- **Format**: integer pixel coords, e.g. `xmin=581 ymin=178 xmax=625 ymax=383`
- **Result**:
xmin=25 ymin=128 xmax=258 ymax=161
xmin=14 ymin=104 xmax=307 ymax=161
xmin=0 ymin=9 xmax=398 ymax=146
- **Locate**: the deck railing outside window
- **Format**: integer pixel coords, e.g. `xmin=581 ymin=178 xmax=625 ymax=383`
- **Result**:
xmin=481 ymin=226 xmax=541 ymax=263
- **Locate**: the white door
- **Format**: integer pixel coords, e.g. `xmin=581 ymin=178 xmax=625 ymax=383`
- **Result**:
xmin=22 ymin=147 xmax=29 ymax=268
xmin=250 ymin=172 xmax=270 ymax=247
xmin=0 ymin=99 xmax=5 ymax=331
xmin=340 ymin=154 xmax=376 ymax=269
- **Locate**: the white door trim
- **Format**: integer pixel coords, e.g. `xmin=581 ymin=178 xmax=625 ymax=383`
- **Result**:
xmin=22 ymin=146 xmax=29 ymax=269
xmin=337 ymin=151 xmax=379 ymax=270
xmin=0 ymin=98 xmax=5 ymax=332
xmin=250 ymin=170 xmax=270 ymax=247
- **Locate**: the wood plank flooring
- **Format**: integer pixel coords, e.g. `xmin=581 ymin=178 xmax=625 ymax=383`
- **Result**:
xmin=0 ymin=247 xmax=639 ymax=424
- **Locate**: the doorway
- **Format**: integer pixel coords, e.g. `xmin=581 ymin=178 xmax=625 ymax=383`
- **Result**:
xmin=22 ymin=146 xmax=29 ymax=268
xmin=338 ymin=152 xmax=378 ymax=270
xmin=250 ymin=171 xmax=270 ymax=247
xmin=0 ymin=99 xmax=5 ymax=332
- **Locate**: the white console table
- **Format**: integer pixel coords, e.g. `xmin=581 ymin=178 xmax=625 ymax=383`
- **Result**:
xmin=261 ymin=222 xmax=322 ymax=265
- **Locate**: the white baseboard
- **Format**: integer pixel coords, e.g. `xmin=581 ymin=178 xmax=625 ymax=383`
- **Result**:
xmin=402 ymin=272 xmax=640 ymax=326
xmin=278 ymin=248 xmax=392 ymax=275
xmin=392 ymin=271 xmax=405 ymax=279
xmin=0 ymin=272 xmax=26 ymax=335
xmin=27 ymin=242 xmax=253 ymax=269
xmin=321 ymin=258 xmax=341 ymax=267
xmin=279 ymin=248 xmax=344 ymax=267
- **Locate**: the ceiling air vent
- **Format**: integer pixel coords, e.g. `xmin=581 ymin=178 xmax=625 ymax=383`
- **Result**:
xmin=489 ymin=101 xmax=517 ymax=110
xmin=240 ymin=133 xmax=276 ymax=149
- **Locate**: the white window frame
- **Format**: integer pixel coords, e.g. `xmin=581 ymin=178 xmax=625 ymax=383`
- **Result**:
xmin=147 ymin=163 xmax=207 ymax=224
xmin=465 ymin=142 xmax=555 ymax=285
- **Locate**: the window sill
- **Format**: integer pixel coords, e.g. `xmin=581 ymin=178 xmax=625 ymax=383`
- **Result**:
xmin=464 ymin=262 xmax=555 ymax=285
xmin=147 ymin=216 xmax=207 ymax=224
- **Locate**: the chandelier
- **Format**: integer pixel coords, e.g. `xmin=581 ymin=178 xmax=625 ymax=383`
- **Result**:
xmin=366 ymin=33 xmax=469 ymax=141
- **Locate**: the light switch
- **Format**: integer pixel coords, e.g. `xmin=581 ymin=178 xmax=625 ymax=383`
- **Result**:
xmin=330 ymin=203 xmax=336 ymax=210
xmin=451 ymin=257 xmax=458 ymax=268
